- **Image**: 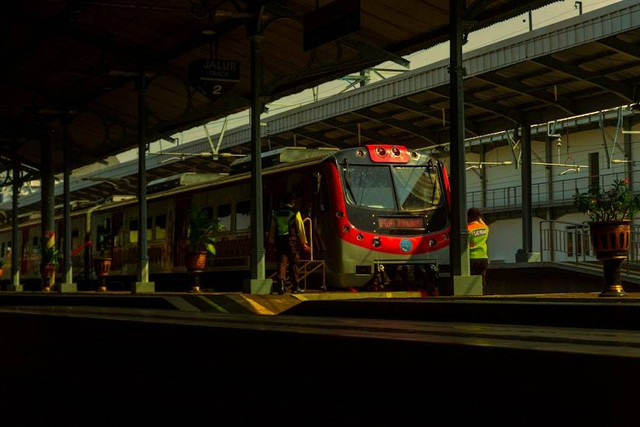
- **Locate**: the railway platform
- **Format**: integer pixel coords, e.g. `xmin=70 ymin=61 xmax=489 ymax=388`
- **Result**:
xmin=3 ymin=264 xmax=640 ymax=426
xmin=2 ymin=291 xmax=640 ymax=426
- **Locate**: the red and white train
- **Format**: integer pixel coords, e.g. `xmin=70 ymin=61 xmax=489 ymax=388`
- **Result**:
xmin=0 ymin=144 xmax=451 ymax=292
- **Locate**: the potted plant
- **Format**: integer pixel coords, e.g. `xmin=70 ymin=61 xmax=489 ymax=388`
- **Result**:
xmin=186 ymin=208 xmax=221 ymax=271
xmin=574 ymin=178 xmax=640 ymax=297
xmin=41 ymin=244 xmax=60 ymax=291
xmin=42 ymin=245 xmax=60 ymax=268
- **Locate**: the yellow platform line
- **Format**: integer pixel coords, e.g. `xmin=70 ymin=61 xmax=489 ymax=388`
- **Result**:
xmin=198 ymin=296 xmax=229 ymax=313
xmin=240 ymin=295 xmax=277 ymax=315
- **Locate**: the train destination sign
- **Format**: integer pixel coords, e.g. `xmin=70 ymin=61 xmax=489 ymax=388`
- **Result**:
xmin=188 ymin=59 xmax=240 ymax=96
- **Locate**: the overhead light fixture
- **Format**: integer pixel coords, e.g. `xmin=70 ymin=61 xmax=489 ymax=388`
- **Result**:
xmin=201 ymin=10 xmax=216 ymax=36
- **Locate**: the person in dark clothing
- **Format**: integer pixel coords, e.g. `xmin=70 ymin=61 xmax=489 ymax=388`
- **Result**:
xmin=268 ymin=192 xmax=310 ymax=294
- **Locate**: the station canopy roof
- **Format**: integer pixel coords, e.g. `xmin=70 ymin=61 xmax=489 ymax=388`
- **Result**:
xmin=0 ymin=0 xmax=562 ymax=180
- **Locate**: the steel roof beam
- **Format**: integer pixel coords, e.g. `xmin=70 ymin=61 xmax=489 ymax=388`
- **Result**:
xmin=532 ymin=56 xmax=634 ymax=103
xmin=476 ymin=73 xmax=576 ymax=116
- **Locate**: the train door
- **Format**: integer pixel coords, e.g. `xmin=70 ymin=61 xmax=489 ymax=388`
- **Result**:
xmin=21 ymin=225 xmax=39 ymax=278
xmin=93 ymin=212 xmax=112 ymax=261
xmin=111 ymin=212 xmax=124 ymax=271
xmin=0 ymin=229 xmax=11 ymax=279
xmin=147 ymin=200 xmax=173 ymax=273
xmin=173 ymin=198 xmax=191 ymax=268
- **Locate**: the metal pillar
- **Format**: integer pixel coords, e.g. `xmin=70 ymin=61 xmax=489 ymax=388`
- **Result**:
xmin=60 ymin=117 xmax=76 ymax=292
xmin=624 ymin=116 xmax=633 ymax=190
xmin=244 ymin=22 xmax=272 ymax=295
xmin=134 ymin=72 xmax=155 ymax=293
xmin=479 ymin=145 xmax=486 ymax=207
xmin=521 ymin=124 xmax=533 ymax=255
xmin=41 ymin=133 xmax=56 ymax=291
xmin=449 ymin=0 xmax=480 ymax=295
xmin=7 ymin=150 xmax=22 ymax=292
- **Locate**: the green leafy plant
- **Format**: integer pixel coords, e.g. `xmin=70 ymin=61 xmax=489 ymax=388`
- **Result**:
xmin=188 ymin=208 xmax=222 ymax=256
xmin=42 ymin=245 xmax=60 ymax=266
xmin=574 ymin=179 xmax=640 ymax=222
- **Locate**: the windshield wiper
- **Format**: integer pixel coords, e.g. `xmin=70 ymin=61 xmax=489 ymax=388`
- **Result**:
xmin=342 ymin=159 xmax=357 ymax=204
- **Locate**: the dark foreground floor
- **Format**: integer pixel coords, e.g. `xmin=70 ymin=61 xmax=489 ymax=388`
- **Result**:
xmin=1 ymin=303 xmax=639 ymax=427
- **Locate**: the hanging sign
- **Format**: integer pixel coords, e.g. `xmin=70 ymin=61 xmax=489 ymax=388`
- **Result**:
xmin=188 ymin=59 xmax=240 ymax=96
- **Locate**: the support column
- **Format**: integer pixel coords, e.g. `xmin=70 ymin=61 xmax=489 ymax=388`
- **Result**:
xmin=545 ymin=133 xmax=555 ymax=262
xmin=449 ymin=0 xmax=480 ymax=295
xmin=41 ymin=133 xmax=56 ymax=292
xmin=134 ymin=72 xmax=155 ymax=293
xmin=7 ymin=150 xmax=22 ymax=292
xmin=60 ymin=117 xmax=76 ymax=292
xmin=244 ymin=27 xmax=272 ymax=295
xmin=517 ymin=123 xmax=538 ymax=262
xmin=479 ymin=145 xmax=486 ymax=207
xmin=624 ymin=116 xmax=633 ymax=190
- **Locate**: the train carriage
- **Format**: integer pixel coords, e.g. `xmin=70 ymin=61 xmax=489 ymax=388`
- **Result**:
xmin=0 ymin=144 xmax=451 ymax=292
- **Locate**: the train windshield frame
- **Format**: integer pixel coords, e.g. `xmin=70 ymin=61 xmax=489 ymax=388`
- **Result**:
xmin=342 ymin=164 xmax=443 ymax=212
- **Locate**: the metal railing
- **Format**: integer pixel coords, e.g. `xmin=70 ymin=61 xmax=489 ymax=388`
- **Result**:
xmin=467 ymin=170 xmax=640 ymax=211
xmin=539 ymin=219 xmax=640 ymax=274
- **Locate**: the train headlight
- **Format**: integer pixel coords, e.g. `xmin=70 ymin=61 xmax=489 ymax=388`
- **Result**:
xmin=391 ymin=146 xmax=401 ymax=157
xmin=429 ymin=238 xmax=437 ymax=247
xmin=372 ymin=237 xmax=381 ymax=247
xmin=336 ymin=211 xmax=344 ymax=218
xmin=356 ymin=233 xmax=364 ymax=241
xmin=343 ymin=225 xmax=350 ymax=233
xmin=356 ymin=149 xmax=366 ymax=157
xmin=375 ymin=147 xmax=387 ymax=157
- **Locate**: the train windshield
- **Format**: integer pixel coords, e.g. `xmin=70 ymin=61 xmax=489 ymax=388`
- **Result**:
xmin=342 ymin=164 xmax=442 ymax=211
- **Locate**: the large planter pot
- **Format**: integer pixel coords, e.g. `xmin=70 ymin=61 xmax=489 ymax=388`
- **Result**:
xmin=186 ymin=251 xmax=207 ymax=272
xmin=186 ymin=251 xmax=207 ymax=293
xmin=41 ymin=263 xmax=57 ymax=292
xmin=94 ymin=258 xmax=112 ymax=292
xmin=589 ymin=220 xmax=631 ymax=297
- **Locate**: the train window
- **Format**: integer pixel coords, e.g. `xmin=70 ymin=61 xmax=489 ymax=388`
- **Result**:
xmin=204 ymin=206 xmax=213 ymax=220
xmin=129 ymin=220 xmax=138 ymax=243
xmin=72 ymin=229 xmax=79 ymax=238
xmin=393 ymin=166 xmax=442 ymax=211
xmin=235 ymin=200 xmax=251 ymax=230
xmin=217 ymin=204 xmax=231 ymax=231
xmin=342 ymin=165 xmax=395 ymax=209
xmin=155 ymin=214 xmax=167 ymax=240
xmin=96 ymin=224 xmax=111 ymax=254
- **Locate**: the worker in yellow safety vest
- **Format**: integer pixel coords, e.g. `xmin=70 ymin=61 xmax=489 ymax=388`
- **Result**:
xmin=467 ymin=207 xmax=489 ymax=294
xmin=268 ymin=192 xmax=310 ymax=294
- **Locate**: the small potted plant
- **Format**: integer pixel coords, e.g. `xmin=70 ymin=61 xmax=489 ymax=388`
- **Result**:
xmin=574 ymin=178 xmax=640 ymax=222
xmin=186 ymin=208 xmax=221 ymax=271
xmin=574 ymin=179 xmax=640 ymax=297
xmin=41 ymin=244 xmax=60 ymax=286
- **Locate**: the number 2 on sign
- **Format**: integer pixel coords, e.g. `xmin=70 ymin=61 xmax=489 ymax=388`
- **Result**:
xmin=211 ymin=85 xmax=222 ymax=95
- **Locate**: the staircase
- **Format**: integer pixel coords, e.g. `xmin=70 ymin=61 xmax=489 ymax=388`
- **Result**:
xmin=268 ymin=259 xmax=326 ymax=291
